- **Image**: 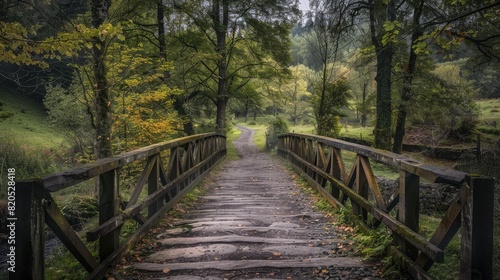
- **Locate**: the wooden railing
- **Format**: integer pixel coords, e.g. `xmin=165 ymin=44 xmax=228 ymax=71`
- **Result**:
xmin=278 ymin=133 xmax=494 ymax=280
xmin=14 ymin=133 xmax=226 ymax=280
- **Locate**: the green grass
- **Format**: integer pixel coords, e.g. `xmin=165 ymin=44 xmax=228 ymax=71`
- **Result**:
xmin=477 ymin=98 xmax=500 ymax=123
xmin=476 ymin=98 xmax=500 ymax=138
xmin=225 ymin=126 xmax=242 ymax=160
xmin=236 ymin=116 xmax=397 ymax=179
xmin=340 ymin=125 xmax=374 ymax=142
xmin=420 ymin=215 xmax=462 ymax=280
xmin=239 ymin=122 xmax=267 ymax=150
xmin=0 ymin=87 xmax=65 ymax=149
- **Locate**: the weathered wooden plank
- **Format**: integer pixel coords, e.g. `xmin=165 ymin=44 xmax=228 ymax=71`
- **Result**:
xmin=354 ymin=156 xmax=369 ymax=222
xmin=148 ymin=244 xmax=238 ymax=260
xmin=359 ymin=156 xmax=386 ymax=210
xmin=86 ymin=146 xmax=226 ymax=280
xmin=43 ymin=191 xmax=99 ymax=272
xmin=98 ymin=169 xmax=120 ymax=261
xmin=398 ymin=170 xmax=420 ymax=260
xmin=278 ymin=133 xmax=466 ymax=186
xmin=282 ymin=151 xmax=444 ymax=263
xmin=33 ymin=133 xmax=225 ymax=192
xmin=127 ymin=155 xmax=157 ymax=208
xmin=460 ymin=175 xmax=494 ymax=280
xmin=14 ymin=181 xmax=45 ymax=280
xmin=148 ymin=155 xmax=161 ymax=217
xmin=134 ymin=257 xmax=369 ymax=272
xmin=39 ymin=157 xmax=121 ymax=192
xmin=157 ymin=235 xmax=327 ymax=246
xmin=87 ymin=150 xmax=224 ymax=241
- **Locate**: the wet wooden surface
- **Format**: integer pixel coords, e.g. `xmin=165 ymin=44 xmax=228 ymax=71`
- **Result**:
xmin=117 ymin=126 xmax=384 ymax=280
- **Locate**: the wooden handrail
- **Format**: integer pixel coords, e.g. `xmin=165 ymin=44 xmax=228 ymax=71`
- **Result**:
xmin=279 ymin=133 xmax=467 ymax=186
xmin=13 ymin=133 xmax=226 ymax=280
xmin=278 ymin=133 xmax=494 ymax=280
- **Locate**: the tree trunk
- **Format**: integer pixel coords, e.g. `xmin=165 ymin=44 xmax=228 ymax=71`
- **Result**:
xmin=361 ymin=82 xmax=367 ymax=127
xmin=392 ymin=0 xmax=424 ymax=154
xmin=370 ymin=0 xmax=395 ymax=151
xmin=157 ymin=0 xmax=194 ymax=135
xmin=373 ymin=47 xmax=393 ymax=150
xmin=212 ymin=0 xmax=229 ymax=134
xmin=91 ymin=0 xmax=112 ymax=159
xmin=244 ymin=100 xmax=249 ymax=123
xmin=157 ymin=0 xmax=166 ymax=60
xmin=216 ymin=97 xmax=227 ymax=133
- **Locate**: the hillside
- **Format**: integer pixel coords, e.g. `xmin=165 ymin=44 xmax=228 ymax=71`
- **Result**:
xmin=477 ymin=98 xmax=500 ymax=138
xmin=0 ymin=87 xmax=65 ymax=149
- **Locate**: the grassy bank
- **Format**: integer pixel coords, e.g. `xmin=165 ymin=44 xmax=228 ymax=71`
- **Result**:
xmin=0 ymin=88 xmax=64 ymax=149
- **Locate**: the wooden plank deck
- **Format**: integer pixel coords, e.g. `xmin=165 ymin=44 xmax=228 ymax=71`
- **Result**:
xmin=113 ymin=126 xmax=384 ymax=279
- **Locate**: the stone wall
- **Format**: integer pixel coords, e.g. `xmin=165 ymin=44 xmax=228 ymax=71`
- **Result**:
xmin=377 ymin=178 xmax=459 ymax=214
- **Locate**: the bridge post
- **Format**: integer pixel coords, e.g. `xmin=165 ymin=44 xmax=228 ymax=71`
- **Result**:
xmin=13 ymin=180 xmax=45 ymax=280
xmin=460 ymin=175 xmax=494 ymax=280
xmin=148 ymin=155 xmax=160 ymax=217
xmin=398 ymin=171 xmax=420 ymax=260
xmin=99 ymin=169 xmax=120 ymax=261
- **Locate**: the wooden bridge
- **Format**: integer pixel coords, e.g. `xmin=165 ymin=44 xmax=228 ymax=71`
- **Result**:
xmin=12 ymin=126 xmax=494 ymax=279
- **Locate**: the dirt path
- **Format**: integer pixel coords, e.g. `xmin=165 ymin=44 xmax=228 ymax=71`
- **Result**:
xmin=114 ymin=126 xmax=384 ymax=280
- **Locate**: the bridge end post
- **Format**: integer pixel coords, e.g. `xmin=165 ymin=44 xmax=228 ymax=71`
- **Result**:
xmin=99 ymin=169 xmax=120 ymax=261
xmin=460 ymin=175 xmax=494 ymax=280
xmin=13 ymin=180 xmax=45 ymax=280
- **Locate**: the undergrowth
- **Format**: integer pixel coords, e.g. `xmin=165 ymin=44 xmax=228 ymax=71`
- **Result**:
xmin=290 ymin=173 xmax=402 ymax=279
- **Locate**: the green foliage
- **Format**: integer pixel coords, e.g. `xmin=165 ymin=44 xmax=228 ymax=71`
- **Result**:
xmin=0 ymin=135 xmax=56 ymax=198
xmin=353 ymin=227 xmax=392 ymax=259
xmin=409 ymin=61 xmax=479 ymax=140
xmin=44 ymin=84 xmax=94 ymax=157
xmin=312 ymin=77 xmax=351 ymax=138
xmin=382 ymin=20 xmax=401 ymax=46
xmin=0 ymin=20 xmax=126 ymax=68
xmin=0 ymin=111 xmax=15 ymax=119
xmin=265 ymin=117 xmax=289 ymax=149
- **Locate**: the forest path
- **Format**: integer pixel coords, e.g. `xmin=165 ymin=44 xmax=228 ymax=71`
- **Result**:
xmin=116 ymin=126 xmax=384 ymax=280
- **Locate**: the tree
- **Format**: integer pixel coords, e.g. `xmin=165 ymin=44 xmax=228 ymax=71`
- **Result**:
xmin=282 ymin=64 xmax=313 ymax=126
xmin=172 ymin=0 xmax=300 ymax=133
xmin=91 ymin=0 xmax=113 ymax=158
xmin=392 ymin=0 xmax=424 ymax=154
xmin=390 ymin=0 xmax=500 ymax=153
xmin=312 ymin=77 xmax=351 ymax=137
xmin=304 ymin=0 xmax=353 ymax=137
xmin=369 ymin=0 xmax=397 ymax=150
xmin=408 ymin=61 xmax=479 ymax=143
xmin=44 ymin=84 xmax=94 ymax=158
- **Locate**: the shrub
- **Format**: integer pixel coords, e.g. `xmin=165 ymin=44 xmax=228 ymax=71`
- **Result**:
xmin=0 ymin=111 xmax=15 ymax=119
xmin=265 ymin=117 xmax=289 ymax=149
xmin=0 ymin=135 xmax=56 ymax=199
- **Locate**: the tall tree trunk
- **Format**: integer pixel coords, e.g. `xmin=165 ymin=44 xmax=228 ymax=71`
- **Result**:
xmin=392 ymin=0 xmax=424 ymax=154
xmin=157 ymin=0 xmax=195 ymax=135
xmin=370 ymin=0 xmax=395 ymax=151
xmin=213 ymin=0 xmax=229 ymax=134
xmin=91 ymin=0 xmax=112 ymax=159
xmin=157 ymin=0 xmax=166 ymax=59
xmin=361 ymin=81 xmax=367 ymax=127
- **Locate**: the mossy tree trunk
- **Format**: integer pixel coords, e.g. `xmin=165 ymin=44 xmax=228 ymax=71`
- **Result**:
xmin=392 ymin=0 xmax=424 ymax=154
xmin=369 ymin=0 xmax=396 ymax=151
xmin=91 ymin=0 xmax=112 ymax=159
